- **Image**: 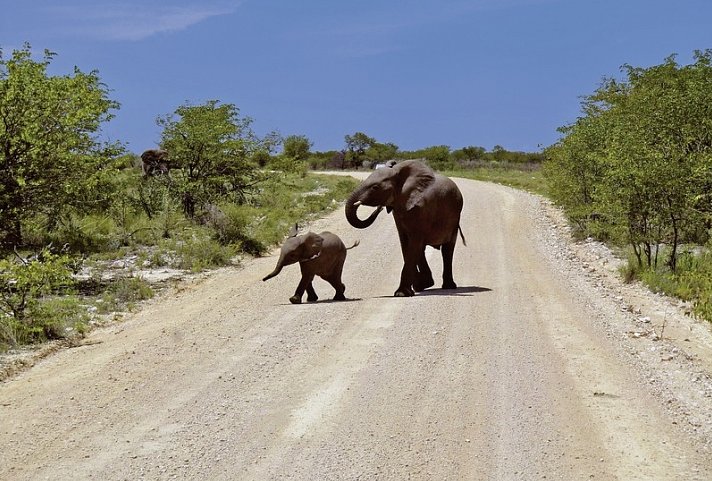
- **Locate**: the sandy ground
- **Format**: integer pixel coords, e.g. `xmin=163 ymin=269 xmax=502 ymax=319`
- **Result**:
xmin=1 ymin=175 xmax=711 ymax=480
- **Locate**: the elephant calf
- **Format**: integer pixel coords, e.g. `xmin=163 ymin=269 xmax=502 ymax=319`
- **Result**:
xmin=262 ymin=227 xmax=359 ymax=304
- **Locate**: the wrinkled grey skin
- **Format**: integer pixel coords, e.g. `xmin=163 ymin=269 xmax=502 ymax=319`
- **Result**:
xmin=263 ymin=228 xmax=359 ymax=304
xmin=345 ymin=160 xmax=465 ymax=297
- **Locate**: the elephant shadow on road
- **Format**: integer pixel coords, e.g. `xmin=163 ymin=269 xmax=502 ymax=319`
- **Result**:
xmin=375 ymin=285 xmax=492 ymax=298
xmin=277 ymin=286 xmax=492 ymax=304
xmin=276 ymin=298 xmax=364 ymax=306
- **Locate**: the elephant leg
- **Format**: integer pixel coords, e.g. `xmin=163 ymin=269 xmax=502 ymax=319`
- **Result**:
xmin=396 ymin=242 xmax=423 ymax=297
xmin=306 ymin=282 xmax=319 ymax=302
xmin=326 ymin=277 xmax=346 ymax=300
xmin=414 ymin=252 xmax=434 ymax=292
xmin=326 ymin=265 xmax=347 ymax=301
xmin=441 ymin=241 xmax=457 ymax=289
xmin=393 ymin=227 xmax=414 ymax=296
xmin=291 ymin=273 xmax=317 ymax=304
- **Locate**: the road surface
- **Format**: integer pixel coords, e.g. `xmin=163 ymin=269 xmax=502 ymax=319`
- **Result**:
xmin=1 ymin=174 xmax=711 ymax=480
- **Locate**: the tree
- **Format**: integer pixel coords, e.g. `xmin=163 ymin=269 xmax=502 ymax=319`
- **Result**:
xmin=421 ymin=145 xmax=452 ymax=170
xmin=157 ymin=100 xmax=263 ymax=218
xmin=282 ymin=135 xmax=312 ymax=161
xmin=456 ymin=146 xmax=486 ymax=162
xmin=344 ymin=132 xmax=376 ymax=168
xmin=251 ymin=131 xmax=282 ymax=167
xmin=545 ymin=50 xmax=712 ymax=270
xmin=544 ymin=114 xmax=609 ymax=233
xmin=366 ymin=142 xmax=399 ymax=163
xmin=0 ymin=44 xmax=121 ymax=249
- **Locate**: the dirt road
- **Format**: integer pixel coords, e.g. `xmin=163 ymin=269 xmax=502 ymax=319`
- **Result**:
xmin=2 ymin=175 xmax=711 ymax=480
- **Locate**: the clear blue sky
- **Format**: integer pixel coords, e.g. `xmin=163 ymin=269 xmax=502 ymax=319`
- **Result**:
xmin=2 ymin=0 xmax=711 ymax=154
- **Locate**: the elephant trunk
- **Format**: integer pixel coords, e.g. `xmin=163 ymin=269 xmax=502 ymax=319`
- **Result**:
xmin=262 ymin=263 xmax=283 ymax=281
xmin=345 ymin=188 xmax=383 ymax=229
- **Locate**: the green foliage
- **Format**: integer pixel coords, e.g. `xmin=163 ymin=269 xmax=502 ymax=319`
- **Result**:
xmin=452 ymin=145 xmax=486 ymax=162
xmin=127 ymin=175 xmax=173 ymax=221
xmin=269 ymin=155 xmax=308 ymax=176
xmin=26 ymin=297 xmax=90 ymax=342
xmin=420 ymin=145 xmax=455 ymax=170
xmin=344 ymin=132 xmax=377 ymax=168
xmin=273 ymin=134 xmax=313 ymax=176
xmin=171 ymin=235 xmax=237 ymax=272
xmin=250 ymin=173 xmax=359 ymax=247
xmin=283 ymin=135 xmax=312 ymax=160
xmin=0 ymin=44 xmax=123 ymax=250
xmin=0 ymin=250 xmax=78 ymax=348
xmin=212 ymin=203 xmax=264 ymax=254
xmin=157 ymin=100 xmax=265 ymax=217
xmin=330 ymin=131 xmax=544 ymax=173
xmin=545 ymin=50 xmax=712 ymax=270
xmin=307 ymin=150 xmax=346 ymax=170
xmin=96 ymin=277 xmax=153 ymax=314
xmin=622 ymin=246 xmax=712 ymax=322
xmin=366 ymin=142 xmax=399 ymax=163
xmin=51 ymin=213 xmax=119 ymax=253
xmin=448 ymin=168 xmax=548 ymax=196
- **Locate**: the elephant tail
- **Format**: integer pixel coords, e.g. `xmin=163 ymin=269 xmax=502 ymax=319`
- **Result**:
xmin=458 ymin=225 xmax=467 ymax=247
xmin=346 ymin=240 xmax=360 ymax=250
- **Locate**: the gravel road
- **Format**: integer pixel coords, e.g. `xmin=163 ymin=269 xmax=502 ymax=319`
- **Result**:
xmin=1 ymin=175 xmax=711 ymax=480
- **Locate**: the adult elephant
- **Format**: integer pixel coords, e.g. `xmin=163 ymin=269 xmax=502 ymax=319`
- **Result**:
xmin=345 ymin=160 xmax=466 ymax=297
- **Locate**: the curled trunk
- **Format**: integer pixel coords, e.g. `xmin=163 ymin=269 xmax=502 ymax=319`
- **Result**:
xmin=345 ymin=189 xmax=383 ymax=229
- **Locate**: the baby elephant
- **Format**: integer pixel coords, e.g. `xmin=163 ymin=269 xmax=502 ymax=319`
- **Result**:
xmin=262 ymin=227 xmax=359 ymax=304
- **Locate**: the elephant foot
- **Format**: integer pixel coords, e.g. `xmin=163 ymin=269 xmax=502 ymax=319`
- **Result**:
xmin=289 ymin=296 xmax=302 ymax=304
xmin=414 ymin=276 xmax=435 ymax=292
xmin=442 ymin=281 xmax=457 ymax=290
xmin=306 ymin=295 xmax=319 ymax=303
xmin=394 ymin=287 xmax=414 ymax=297
xmin=333 ymin=293 xmax=346 ymax=301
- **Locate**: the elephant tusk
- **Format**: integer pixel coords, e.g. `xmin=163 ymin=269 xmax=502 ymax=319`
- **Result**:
xmin=353 ymin=200 xmax=362 ymax=207
xmin=304 ymin=252 xmax=321 ymax=262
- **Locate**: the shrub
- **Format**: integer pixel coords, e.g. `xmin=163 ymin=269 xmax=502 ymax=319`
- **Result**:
xmin=0 ymin=250 xmax=77 ymax=349
xmin=621 ymin=246 xmax=712 ymax=322
xmin=50 ymin=213 xmax=119 ymax=253
xmin=155 ymin=234 xmax=237 ymax=272
xmin=96 ymin=276 xmax=154 ymax=314
xmin=211 ymin=204 xmax=267 ymax=254
xmin=26 ymin=297 xmax=90 ymax=341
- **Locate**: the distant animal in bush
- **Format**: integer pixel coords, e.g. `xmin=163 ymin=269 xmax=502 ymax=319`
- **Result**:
xmin=262 ymin=225 xmax=359 ymax=304
xmin=140 ymin=149 xmax=170 ymax=177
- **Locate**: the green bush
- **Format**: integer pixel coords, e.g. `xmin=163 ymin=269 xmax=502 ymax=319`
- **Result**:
xmin=211 ymin=204 xmax=266 ymax=254
xmin=178 ymin=237 xmax=236 ymax=272
xmin=51 ymin=213 xmax=119 ymax=253
xmin=26 ymin=297 xmax=90 ymax=341
xmin=96 ymin=276 xmax=154 ymax=314
xmin=621 ymin=246 xmax=712 ymax=322
xmin=0 ymin=251 xmax=78 ymax=349
xmin=248 ymin=173 xmax=359 ymax=250
xmin=156 ymin=234 xmax=237 ymax=272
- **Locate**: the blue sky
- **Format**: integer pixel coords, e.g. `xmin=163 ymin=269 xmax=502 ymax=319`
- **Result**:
xmin=2 ymin=0 xmax=711 ymax=154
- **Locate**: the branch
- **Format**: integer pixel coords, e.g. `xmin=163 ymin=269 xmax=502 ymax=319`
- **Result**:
xmin=12 ymin=247 xmax=28 ymax=266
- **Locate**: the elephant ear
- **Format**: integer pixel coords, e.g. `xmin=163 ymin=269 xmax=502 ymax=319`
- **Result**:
xmin=300 ymin=232 xmax=323 ymax=262
xmin=400 ymin=162 xmax=436 ymax=211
